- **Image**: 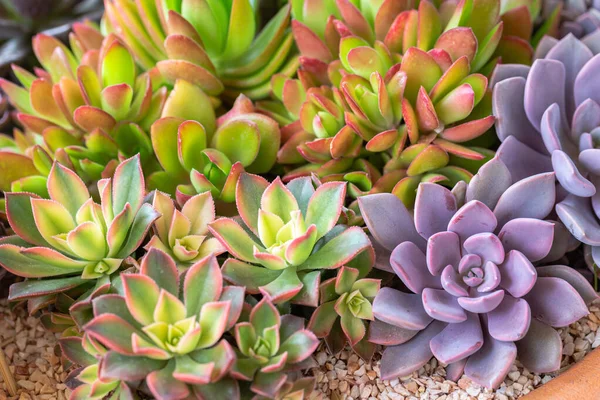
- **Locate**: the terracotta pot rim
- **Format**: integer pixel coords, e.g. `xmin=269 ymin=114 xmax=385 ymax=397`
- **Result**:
xmin=522 ymin=346 xmax=600 ymax=399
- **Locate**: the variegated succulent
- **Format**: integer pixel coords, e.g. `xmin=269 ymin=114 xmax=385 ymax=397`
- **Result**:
xmin=83 ymin=249 xmax=245 ymax=399
xmin=359 ymin=157 xmax=597 ymax=388
xmin=147 ymin=191 xmax=225 ymax=269
xmin=103 ymin=0 xmax=298 ymax=100
xmin=209 ymin=173 xmax=373 ymax=306
xmin=0 ymin=156 xmax=158 ymax=305
xmin=232 ymin=299 xmax=319 ymax=398
xmin=307 ymin=266 xmax=380 ymax=361
xmin=148 ymin=95 xmax=281 ymax=205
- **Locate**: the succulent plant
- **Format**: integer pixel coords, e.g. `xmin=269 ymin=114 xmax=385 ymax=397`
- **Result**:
xmin=148 ymin=95 xmax=281 ymax=204
xmin=0 ymin=31 xmax=217 ymax=191
xmin=232 ymin=299 xmax=319 ymax=398
xmin=0 ymin=155 xmax=159 ymax=305
xmin=0 ymin=0 xmax=103 ymax=74
xmin=103 ymin=0 xmax=298 ymax=100
xmin=359 ymin=157 xmax=598 ymax=388
xmin=307 ymin=266 xmax=380 ymax=360
xmin=83 ymin=248 xmax=245 ymax=399
xmin=545 ymin=0 xmax=600 ymax=39
xmin=147 ymin=191 xmax=225 ymax=269
xmin=492 ymin=34 xmax=600 ymax=271
xmin=209 ymin=173 xmax=373 ymax=306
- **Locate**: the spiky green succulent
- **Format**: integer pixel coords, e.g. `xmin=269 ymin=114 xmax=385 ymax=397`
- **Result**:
xmin=147 ymin=191 xmax=225 ymax=269
xmin=232 ymin=299 xmax=319 ymax=399
xmin=103 ymin=0 xmax=298 ymax=100
xmin=0 ymin=155 xmax=158 ymax=304
xmin=83 ymin=249 xmax=245 ymax=399
xmin=209 ymin=173 xmax=374 ymax=306
xmin=307 ymin=266 xmax=380 ymax=360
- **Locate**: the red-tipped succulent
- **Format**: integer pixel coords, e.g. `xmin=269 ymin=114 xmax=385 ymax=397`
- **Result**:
xmin=209 ymin=174 xmax=373 ymax=306
xmin=307 ymin=266 xmax=380 ymax=360
xmin=232 ymin=299 xmax=319 ymax=398
xmin=0 ymin=155 xmax=158 ymax=304
xmin=82 ymin=249 xmax=245 ymax=399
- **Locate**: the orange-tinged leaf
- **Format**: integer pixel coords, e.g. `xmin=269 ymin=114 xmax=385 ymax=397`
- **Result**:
xmin=434 ymin=27 xmax=478 ymax=62
xmin=417 ymin=0 xmax=442 ymax=51
xmin=157 ymin=60 xmax=223 ymax=96
xmin=434 ymin=138 xmax=486 ymax=160
xmin=0 ymin=152 xmax=38 ymax=192
xmin=429 ymin=56 xmax=470 ymax=103
xmin=30 ymin=79 xmax=70 ymax=128
xmin=164 ymin=34 xmax=216 ymax=73
xmin=415 ymin=88 xmax=440 ymax=132
xmin=438 ymin=115 xmax=495 ymax=142
xmin=365 ymin=129 xmax=398 ymax=152
xmin=101 ymin=83 xmax=134 ymax=121
xmin=400 ymin=47 xmax=443 ymax=103
xmin=406 ymin=144 xmax=449 ymax=176
xmin=47 ymin=163 xmax=90 ymax=216
xmin=73 ymin=106 xmax=117 ymax=133
xmin=434 ymin=83 xmax=475 ymax=125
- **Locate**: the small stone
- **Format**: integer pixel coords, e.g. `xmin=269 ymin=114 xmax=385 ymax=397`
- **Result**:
xmin=563 ymin=342 xmax=575 ymax=356
xmin=17 ymin=380 xmax=35 ymax=391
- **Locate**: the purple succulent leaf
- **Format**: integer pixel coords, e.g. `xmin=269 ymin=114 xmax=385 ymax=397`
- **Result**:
xmin=414 ymin=183 xmax=457 ymax=240
xmin=540 ymin=104 xmax=579 ymax=157
xmin=556 ymin=194 xmax=600 ymax=245
xmin=426 ymin=231 xmax=461 ymax=276
xmin=487 ymin=295 xmax=531 ymax=341
xmin=542 ymin=219 xmax=580 ymax=263
xmin=422 ymin=288 xmax=468 ymax=323
xmin=535 ymin=36 xmax=559 ymax=59
xmin=524 ymin=59 xmax=567 ymax=131
xmin=441 ymin=265 xmax=469 ymax=297
xmin=391 ymin=242 xmax=442 ymax=293
xmin=466 ymin=158 xmax=512 ymax=210
xmin=493 ymin=172 xmax=556 ymax=227
xmin=452 ymin=181 xmax=467 ymax=208
xmin=358 ymin=194 xmax=425 ymax=252
xmin=546 ymin=34 xmax=594 ymax=120
xmin=463 ymin=233 xmax=505 ymax=265
xmin=524 ymin=277 xmax=588 ymax=327
xmin=446 ymin=359 xmax=467 ymax=382
xmin=574 ymin=53 xmax=600 ymax=109
xmin=477 ymin=262 xmax=502 ymax=293
xmin=458 ymin=290 xmax=504 ymax=314
xmin=579 ymin=149 xmax=600 ymax=175
xmin=373 ymin=287 xmax=433 ymax=330
xmin=572 ymin=99 xmax=600 ymax=139
xmin=499 ymin=250 xmax=538 ymax=298
xmin=537 ymin=265 xmax=599 ymax=304
xmin=579 ymin=132 xmax=594 ymax=151
xmin=496 ymin=136 xmax=553 ymax=182
xmin=493 ymin=78 xmax=548 ymax=154
xmin=489 ymin=64 xmax=530 ymax=89
xmin=464 ymin=332 xmax=517 ymax=389
xmin=447 ymin=201 xmax=497 ymax=243
xmin=368 ymin=319 xmax=420 ymax=346
xmin=370 ymin=237 xmax=394 ymax=272
xmin=552 ymin=150 xmax=596 ymax=197
xmin=515 ymin=319 xmax=562 ymax=373
xmin=379 ymin=321 xmax=446 ymax=381
xmin=430 ymin=312 xmax=483 ymax=364
xmin=498 ymin=218 xmax=554 ymax=262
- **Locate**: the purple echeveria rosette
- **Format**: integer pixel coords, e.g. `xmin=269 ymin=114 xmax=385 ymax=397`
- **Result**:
xmin=492 ymin=33 xmax=600 ymax=269
xmin=545 ymin=0 xmax=600 ymax=43
xmin=358 ymin=158 xmax=598 ymax=388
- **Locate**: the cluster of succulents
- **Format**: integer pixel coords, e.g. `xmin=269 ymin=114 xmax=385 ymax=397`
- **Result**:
xmin=0 ymin=0 xmax=600 ymax=398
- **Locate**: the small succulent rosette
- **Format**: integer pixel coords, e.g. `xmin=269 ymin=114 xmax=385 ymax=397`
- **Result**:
xmin=148 ymin=95 xmax=281 ymax=204
xmin=492 ymin=34 xmax=600 ymax=269
xmin=83 ymin=249 xmax=245 ymax=399
xmin=307 ymin=266 xmax=380 ymax=360
xmin=103 ymin=0 xmax=298 ymax=100
xmin=0 ymin=155 xmax=158 ymax=306
xmin=147 ymin=191 xmax=225 ymax=269
xmin=545 ymin=0 xmax=600 ymax=38
xmin=359 ymin=157 xmax=598 ymax=388
xmin=232 ymin=299 xmax=319 ymax=398
xmin=209 ymin=173 xmax=374 ymax=306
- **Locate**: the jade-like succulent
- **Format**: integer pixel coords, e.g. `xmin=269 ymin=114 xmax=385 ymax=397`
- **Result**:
xmin=209 ymin=174 xmax=373 ymax=306
xmin=148 ymin=95 xmax=281 ymax=203
xmin=232 ymin=299 xmax=319 ymax=398
xmin=103 ymin=0 xmax=298 ymax=100
xmin=147 ymin=191 xmax=225 ymax=269
xmin=359 ymin=157 xmax=597 ymax=388
xmin=83 ymin=249 xmax=245 ymax=400
xmin=307 ymin=266 xmax=380 ymax=360
xmin=0 ymin=155 xmax=158 ymax=303
xmin=492 ymin=34 xmax=600 ymax=271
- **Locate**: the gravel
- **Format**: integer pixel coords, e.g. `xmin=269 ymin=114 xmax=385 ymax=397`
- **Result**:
xmin=1 ymin=299 xmax=599 ymax=399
